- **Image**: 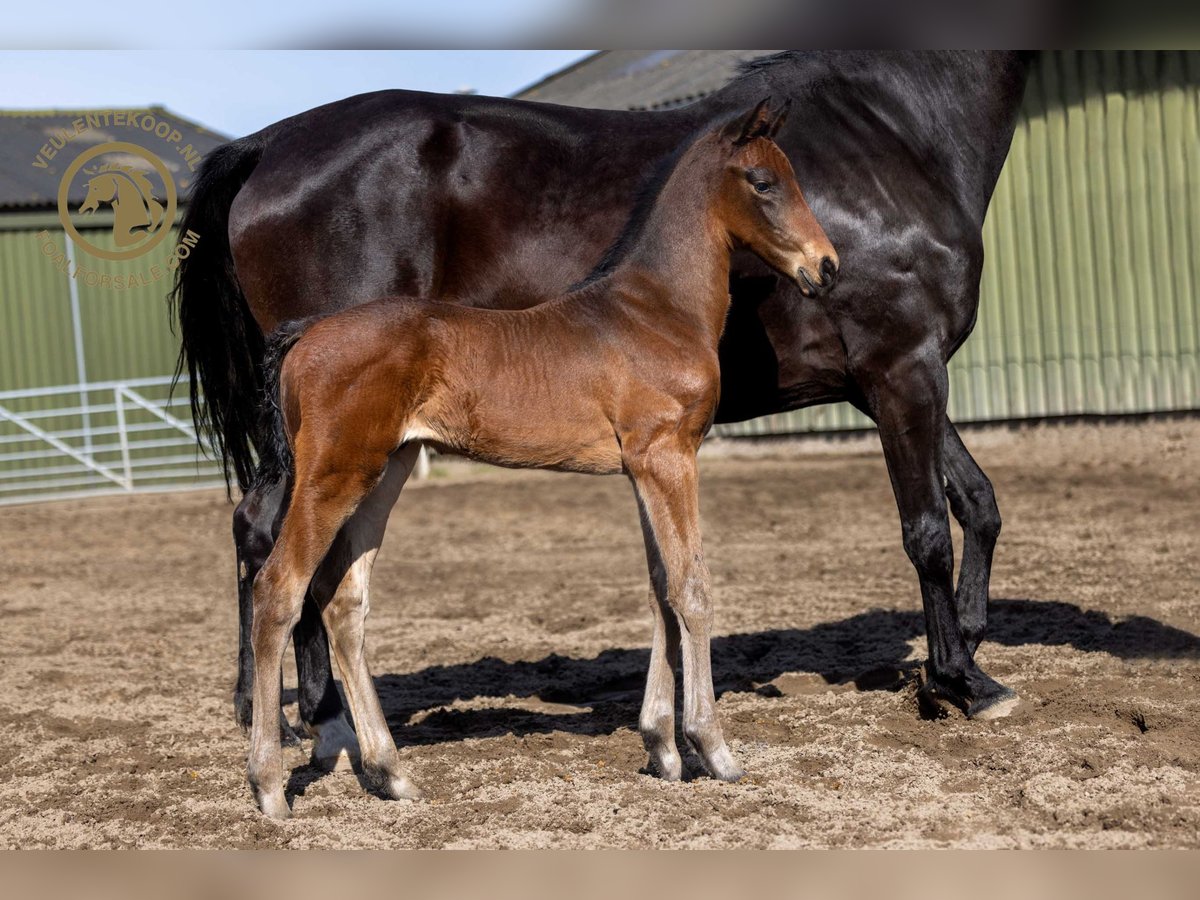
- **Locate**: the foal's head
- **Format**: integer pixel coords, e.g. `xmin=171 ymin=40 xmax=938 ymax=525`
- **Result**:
xmin=712 ymin=100 xmax=839 ymax=298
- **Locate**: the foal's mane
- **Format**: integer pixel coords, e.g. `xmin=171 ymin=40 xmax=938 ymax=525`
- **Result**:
xmin=567 ymin=59 xmax=810 ymax=294
xmin=567 ymin=139 xmax=689 ymax=292
xmin=569 ymin=119 xmax=737 ymax=293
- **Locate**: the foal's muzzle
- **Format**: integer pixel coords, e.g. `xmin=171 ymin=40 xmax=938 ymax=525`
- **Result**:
xmin=796 ymin=255 xmax=838 ymax=298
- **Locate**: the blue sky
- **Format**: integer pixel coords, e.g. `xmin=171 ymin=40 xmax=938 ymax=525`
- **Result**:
xmin=0 ymin=51 xmax=593 ymax=138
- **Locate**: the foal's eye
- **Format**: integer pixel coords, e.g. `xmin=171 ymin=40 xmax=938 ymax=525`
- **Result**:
xmin=754 ymin=181 xmax=771 ymax=194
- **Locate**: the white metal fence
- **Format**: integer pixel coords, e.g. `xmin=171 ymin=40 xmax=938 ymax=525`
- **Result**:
xmin=0 ymin=376 xmax=224 ymax=506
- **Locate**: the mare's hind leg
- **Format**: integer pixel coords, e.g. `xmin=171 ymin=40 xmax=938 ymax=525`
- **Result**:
xmin=942 ymin=418 xmax=1002 ymax=657
xmin=310 ymin=444 xmax=422 ymax=801
xmin=627 ymin=445 xmax=743 ymax=783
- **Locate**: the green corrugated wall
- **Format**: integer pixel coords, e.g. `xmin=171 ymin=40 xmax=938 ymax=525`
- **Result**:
xmin=719 ymin=49 xmax=1200 ymax=436
xmin=0 ymin=217 xmax=198 ymax=492
xmin=0 ymin=217 xmax=182 ymax=391
xmin=1 ymin=50 xmax=1198 ymax=441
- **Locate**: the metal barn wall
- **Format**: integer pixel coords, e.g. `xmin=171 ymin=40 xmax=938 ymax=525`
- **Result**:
xmin=0 ymin=216 xmax=182 ymax=391
xmin=1 ymin=50 xmax=1197 ymax=448
xmin=717 ymin=50 xmax=1200 ymax=437
xmin=0 ymin=216 xmax=215 ymax=499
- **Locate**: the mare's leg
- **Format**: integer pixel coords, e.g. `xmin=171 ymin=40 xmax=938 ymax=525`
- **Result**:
xmin=310 ymin=444 xmax=423 ymax=801
xmin=247 ymin=457 xmax=385 ymax=818
xmin=232 ymin=478 xmax=347 ymax=751
xmin=942 ymin=418 xmax=1002 ymax=656
xmin=232 ymin=480 xmax=278 ymax=732
xmin=627 ymin=448 xmax=743 ymax=782
xmin=864 ymin=356 xmax=1017 ymax=719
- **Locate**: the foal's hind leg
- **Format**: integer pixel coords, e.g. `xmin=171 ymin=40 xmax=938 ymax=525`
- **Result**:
xmin=233 ymin=478 xmax=346 ymax=749
xmin=247 ymin=460 xmax=385 ymax=818
xmin=232 ymin=479 xmax=300 ymax=744
xmin=309 ymin=444 xmax=422 ymax=801
xmin=627 ymin=446 xmax=743 ymax=783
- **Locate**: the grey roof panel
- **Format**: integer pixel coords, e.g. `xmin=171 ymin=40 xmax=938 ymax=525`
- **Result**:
xmin=0 ymin=107 xmax=227 ymax=211
xmin=516 ymin=50 xmax=780 ymax=110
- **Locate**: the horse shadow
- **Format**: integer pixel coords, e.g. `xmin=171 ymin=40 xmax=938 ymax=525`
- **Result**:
xmin=284 ymin=597 xmax=1200 ymax=797
xmin=367 ymin=597 xmax=1200 ymax=746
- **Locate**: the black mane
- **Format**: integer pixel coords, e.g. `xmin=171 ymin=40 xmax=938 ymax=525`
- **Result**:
xmin=736 ymin=51 xmax=804 ymax=76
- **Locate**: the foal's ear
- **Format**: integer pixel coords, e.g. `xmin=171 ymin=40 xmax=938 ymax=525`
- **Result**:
xmin=724 ymin=98 xmax=773 ymax=146
xmin=767 ymin=99 xmax=791 ymax=138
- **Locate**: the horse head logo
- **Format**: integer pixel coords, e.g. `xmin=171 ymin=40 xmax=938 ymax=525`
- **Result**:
xmin=58 ymin=141 xmax=178 ymax=261
xmin=77 ymin=161 xmax=166 ymax=248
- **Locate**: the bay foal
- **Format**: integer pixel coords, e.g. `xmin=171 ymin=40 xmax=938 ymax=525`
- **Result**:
xmin=247 ymin=100 xmax=838 ymax=818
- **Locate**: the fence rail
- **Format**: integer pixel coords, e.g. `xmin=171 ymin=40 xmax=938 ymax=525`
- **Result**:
xmin=0 ymin=376 xmax=223 ymax=506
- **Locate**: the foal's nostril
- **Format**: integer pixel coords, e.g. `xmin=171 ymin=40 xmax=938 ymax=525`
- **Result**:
xmin=820 ymin=256 xmax=839 ymax=288
xmin=797 ymin=268 xmax=817 ymax=297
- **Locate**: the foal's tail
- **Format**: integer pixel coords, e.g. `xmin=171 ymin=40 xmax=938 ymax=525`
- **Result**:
xmin=169 ymin=133 xmax=269 ymax=495
xmin=253 ymin=320 xmax=313 ymax=492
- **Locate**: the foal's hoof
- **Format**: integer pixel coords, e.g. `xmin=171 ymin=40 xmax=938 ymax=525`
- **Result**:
xmin=698 ymin=744 xmax=746 ymax=783
xmin=254 ymin=785 xmax=291 ymax=820
xmin=309 ymin=714 xmax=360 ymax=772
xmin=645 ymin=747 xmax=683 ymax=782
xmin=280 ymin=712 xmax=303 ymax=748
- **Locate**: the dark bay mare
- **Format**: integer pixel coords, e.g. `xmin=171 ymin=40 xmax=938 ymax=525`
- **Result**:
xmin=173 ymin=52 xmax=1030 ymax=768
xmin=245 ymin=103 xmax=834 ymax=816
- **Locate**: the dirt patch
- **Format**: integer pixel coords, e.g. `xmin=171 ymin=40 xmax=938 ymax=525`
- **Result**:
xmin=0 ymin=420 xmax=1197 ymax=847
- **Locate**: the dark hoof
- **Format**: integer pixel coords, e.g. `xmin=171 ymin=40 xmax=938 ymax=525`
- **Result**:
xmin=361 ymin=763 xmax=422 ymax=801
xmin=916 ymin=683 xmax=950 ymax=720
xmin=234 ymin=693 xmax=253 ymax=735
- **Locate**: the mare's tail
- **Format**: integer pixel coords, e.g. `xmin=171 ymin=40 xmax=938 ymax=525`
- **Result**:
xmin=169 ymin=133 xmax=269 ymax=494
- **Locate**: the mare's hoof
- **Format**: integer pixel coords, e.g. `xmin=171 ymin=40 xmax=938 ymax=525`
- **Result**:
xmin=382 ymin=773 xmax=422 ymax=801
xmin=924 ymin=665 xmax=1019 ymax=721
xmin=309 ymin=714 xmax=360 ymax=772
xmin=968 ymin=687 xmax=1020 ymax=721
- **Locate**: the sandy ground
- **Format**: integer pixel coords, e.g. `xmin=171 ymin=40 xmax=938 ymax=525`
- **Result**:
xmin=0 ymin=420 xmax=1197 ymax=848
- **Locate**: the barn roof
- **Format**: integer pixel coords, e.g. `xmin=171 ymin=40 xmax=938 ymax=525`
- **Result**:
xmin=515 ymin=50 xmax=779 ymax=110
xmin=0 ymin=106 xmax=227 ymax=212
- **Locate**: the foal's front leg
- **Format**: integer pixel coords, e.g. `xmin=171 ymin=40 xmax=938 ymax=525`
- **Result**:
xmin=628 ymin=448 xmax=743 ymax=782
xmin=638 ymin=583 xmax=683 ymax=780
